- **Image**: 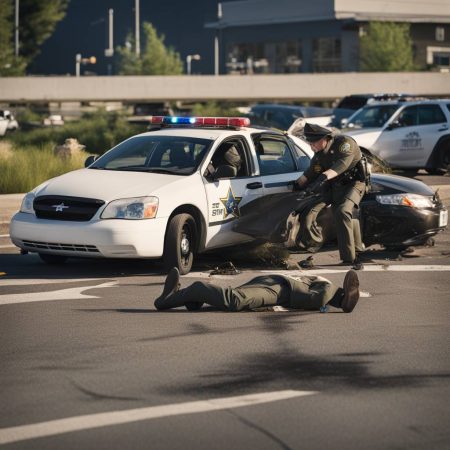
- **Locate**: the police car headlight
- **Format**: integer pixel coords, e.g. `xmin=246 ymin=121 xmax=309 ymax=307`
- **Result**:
xmin=376 ymin=193 xmax=434 ymax=208
xmin=101 ymin=196 xmax=159 ymax=219
xmin=20 ymin=192 xmax=35 ymax=214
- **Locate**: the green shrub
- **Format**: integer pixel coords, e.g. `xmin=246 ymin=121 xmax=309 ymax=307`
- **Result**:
xmin=0 ymin=144 xmax=89 ymax=194
xmin=9 ymin=109 xmax=147 ymax=155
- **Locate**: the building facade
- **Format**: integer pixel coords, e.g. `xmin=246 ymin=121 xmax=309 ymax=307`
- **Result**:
xmin=206 ymin=0 xmax=450 ymax=74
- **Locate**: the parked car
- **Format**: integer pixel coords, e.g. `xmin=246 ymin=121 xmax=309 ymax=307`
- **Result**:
xmin=248 ymin=103 xmax=333 ymax=130
xmin=43 ymin=115 xmax=65 ymax=126
xmin=329 ymin=94 xmax=412 ymax=128
xmin=0 ymin=110 xmax=19 ymax=135
xmin=0 ymin=117 xmax=8 ymax=137
xmin=10 ymin=116 xmax=447 ymax=274
xmin=343 ymin=98 xmax=450 ymax=174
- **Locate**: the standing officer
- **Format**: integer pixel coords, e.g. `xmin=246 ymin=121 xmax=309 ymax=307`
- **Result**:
xmin=154 ymin=267 xmax=360 ymax=313
xmin=293 ymin=123 xmax=366 ymax=268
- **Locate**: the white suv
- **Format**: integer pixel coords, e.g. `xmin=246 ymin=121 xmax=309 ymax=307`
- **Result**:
xmin=344 ymin=99 xmax=450 ymax=174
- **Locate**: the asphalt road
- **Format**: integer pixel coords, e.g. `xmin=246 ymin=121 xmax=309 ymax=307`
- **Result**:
xmin=1 ymin=172 xmax=450 ymax=450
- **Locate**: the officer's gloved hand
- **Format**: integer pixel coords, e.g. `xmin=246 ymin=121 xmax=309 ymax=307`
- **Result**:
xmin=306 ymin=174 xmax=328 ymax=195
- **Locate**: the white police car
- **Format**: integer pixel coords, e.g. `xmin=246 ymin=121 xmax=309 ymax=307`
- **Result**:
xmin=343 ymin=99 xmax=450 ymax=174
xmin=10 ymin=117 xmax=312 ymax=274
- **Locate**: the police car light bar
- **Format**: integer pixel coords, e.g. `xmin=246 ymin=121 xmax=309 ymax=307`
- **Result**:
xmin=150 ymin=116 xmax=251 ymax=128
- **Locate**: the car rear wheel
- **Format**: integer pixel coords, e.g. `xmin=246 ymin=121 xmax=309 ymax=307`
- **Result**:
xmin=163 ymin=213 xmax=197 ymax=275
xmin=427 ymin=143 xmax=449 ymax=175
xmin=39 ymin=253 xmax=68 ymax=264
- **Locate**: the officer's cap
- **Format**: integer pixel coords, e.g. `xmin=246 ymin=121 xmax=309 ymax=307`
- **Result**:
xmin=303 ymin=123 xmax=332 ymax=142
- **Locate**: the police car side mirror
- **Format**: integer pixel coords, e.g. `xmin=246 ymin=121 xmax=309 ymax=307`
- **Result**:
xmin=85 ymin=155 xmax=98 ymax=167
xmin=213 ymin=165 xmax=237 ymax=180
xmin=386 ymin=121 xmax=401 ymax=131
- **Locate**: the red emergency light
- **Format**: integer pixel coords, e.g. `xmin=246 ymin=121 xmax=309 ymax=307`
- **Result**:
xmin=150 ymin=116 xmax=251 ymax=128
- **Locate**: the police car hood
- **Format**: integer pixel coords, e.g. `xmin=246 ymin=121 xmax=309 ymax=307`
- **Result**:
xmin=33 ymin=168 xmax=186 ymax=200
xmin=345 ymin=128 xmax=382 ymax=149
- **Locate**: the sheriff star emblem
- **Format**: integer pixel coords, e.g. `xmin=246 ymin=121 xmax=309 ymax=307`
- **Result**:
xmin=220 ymin=187 xmax=242 ymax=218
xmin=52 ymin=202 xmax=69 ymax=212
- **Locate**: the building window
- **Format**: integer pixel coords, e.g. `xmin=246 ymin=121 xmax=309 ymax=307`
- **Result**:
xmin=227 ymin=41 xmax=302 ymax=74
xmin=274 ymin=41 xmax=302 ymax=73
xmin=227 ymin=43 xmax=267 ymax=74
xmin=427 ymin=46 xmax=450 ymax=69
xmin=312 ymin=38 xmax=341 ymax=72
xmin=436 ymin=26 xmax=445 ymax=42
xmin=433 ymin=52 xmax=450 ymax=67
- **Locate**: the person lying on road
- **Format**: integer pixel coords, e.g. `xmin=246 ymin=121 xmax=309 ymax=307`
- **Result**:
xmin=154 ymin=268 xmax=360 ymax=313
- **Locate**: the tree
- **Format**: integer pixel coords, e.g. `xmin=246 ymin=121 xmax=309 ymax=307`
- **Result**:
xmin=0 ymin=0 xmax=26 ymax=76
xmin=20 ymin=0 xmax=68 ymax=65
xmin=360 ymin=22 xmax=416 ymax=72
xmin=0 ymin=0 xmax=68 ymax=76
xmin=116 ymin=22 xmax=183 ymax=75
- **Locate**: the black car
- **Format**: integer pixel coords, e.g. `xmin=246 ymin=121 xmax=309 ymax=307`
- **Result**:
xmin=248 ymin=104 xmax=333 ymax=130
xmin=233 ymin=173 xmax=447 ymax=251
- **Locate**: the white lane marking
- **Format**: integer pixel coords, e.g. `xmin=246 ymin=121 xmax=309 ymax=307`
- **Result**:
xmin=0 ymin=282 xmax=117 ymax=306
xmin=0 ymin=244 xmax=15 ymax=249
xmin=0 ymin=390 xmax=316 ymax=445
xmin=261 ymin=264 xmax=450 ymax=276
xmin=184 ymin=265 xmax=450 ymax=279
xmin=0 ymin=277 xmax=112 ymax=287
xmin=0 ymin=234 xmax=10 ymax=238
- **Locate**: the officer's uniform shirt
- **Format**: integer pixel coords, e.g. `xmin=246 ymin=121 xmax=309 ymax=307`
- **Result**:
xmin=303 ymin=135 xmax=362 ymax=183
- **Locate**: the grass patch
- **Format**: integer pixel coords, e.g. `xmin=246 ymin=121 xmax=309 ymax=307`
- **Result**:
xmin=0 ymin=109 xmax=148 ymax=194
xmin=8 ymin=109 xmax=147 ymax=155
xmin=0 ymin=144 xmax=90 ymax=194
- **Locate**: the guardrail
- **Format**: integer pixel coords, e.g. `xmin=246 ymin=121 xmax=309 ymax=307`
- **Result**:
xmin=0 ymin=72 xmax=449 ymax=103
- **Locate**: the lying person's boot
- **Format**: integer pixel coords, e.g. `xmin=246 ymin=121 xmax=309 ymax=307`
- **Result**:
xmin=154 ymin=267 xmax=180 ymax=310
xmin=341 ymin=269 xmax=360 ymax=313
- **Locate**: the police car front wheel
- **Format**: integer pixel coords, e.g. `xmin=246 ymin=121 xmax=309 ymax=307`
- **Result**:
xmin=164 ymin=213 xmax=197 ymax=275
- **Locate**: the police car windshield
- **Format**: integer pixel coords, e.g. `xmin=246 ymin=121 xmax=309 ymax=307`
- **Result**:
xmin=90 ymin=135 xmax=213 ymax=175
xmin=346 ymin=104 xmax=400 ymax=129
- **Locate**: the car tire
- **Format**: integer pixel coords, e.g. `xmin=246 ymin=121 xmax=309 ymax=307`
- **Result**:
xmin=39 ymin=253 xmax=68 ymax=264
xmin=427 ymin=143 xmax=449 ymax=175
xmin=163 ymin=213 xmax=196 ymax=275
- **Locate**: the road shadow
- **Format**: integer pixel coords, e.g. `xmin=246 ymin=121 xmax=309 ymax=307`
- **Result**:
xmin=158 ymin=347 xmax=450 ymax=396
xmin=156 ymin=313 xmax=449 ymax=396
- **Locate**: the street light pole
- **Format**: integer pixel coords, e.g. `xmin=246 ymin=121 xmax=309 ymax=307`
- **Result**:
xmin=14 ymin=0 xmax=19 ymax=57
xmin=214 ymin=2 xmax=222 ymax=76
xmin=186 ymin=54 xmax=201 ymax=75
xmin=108 ymin=8 xmax=114 ymax=54
xmin=75 ymin=54 xmax=96 ymax=77
xmin=135 ymin=0 xmax=140 ymax=57
xmin=75 ymin=54 xmax=81 ymax=77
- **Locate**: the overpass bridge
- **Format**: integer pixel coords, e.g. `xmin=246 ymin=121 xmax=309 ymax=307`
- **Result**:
xmin=0 ymin=73 xmax=449 ymax=104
